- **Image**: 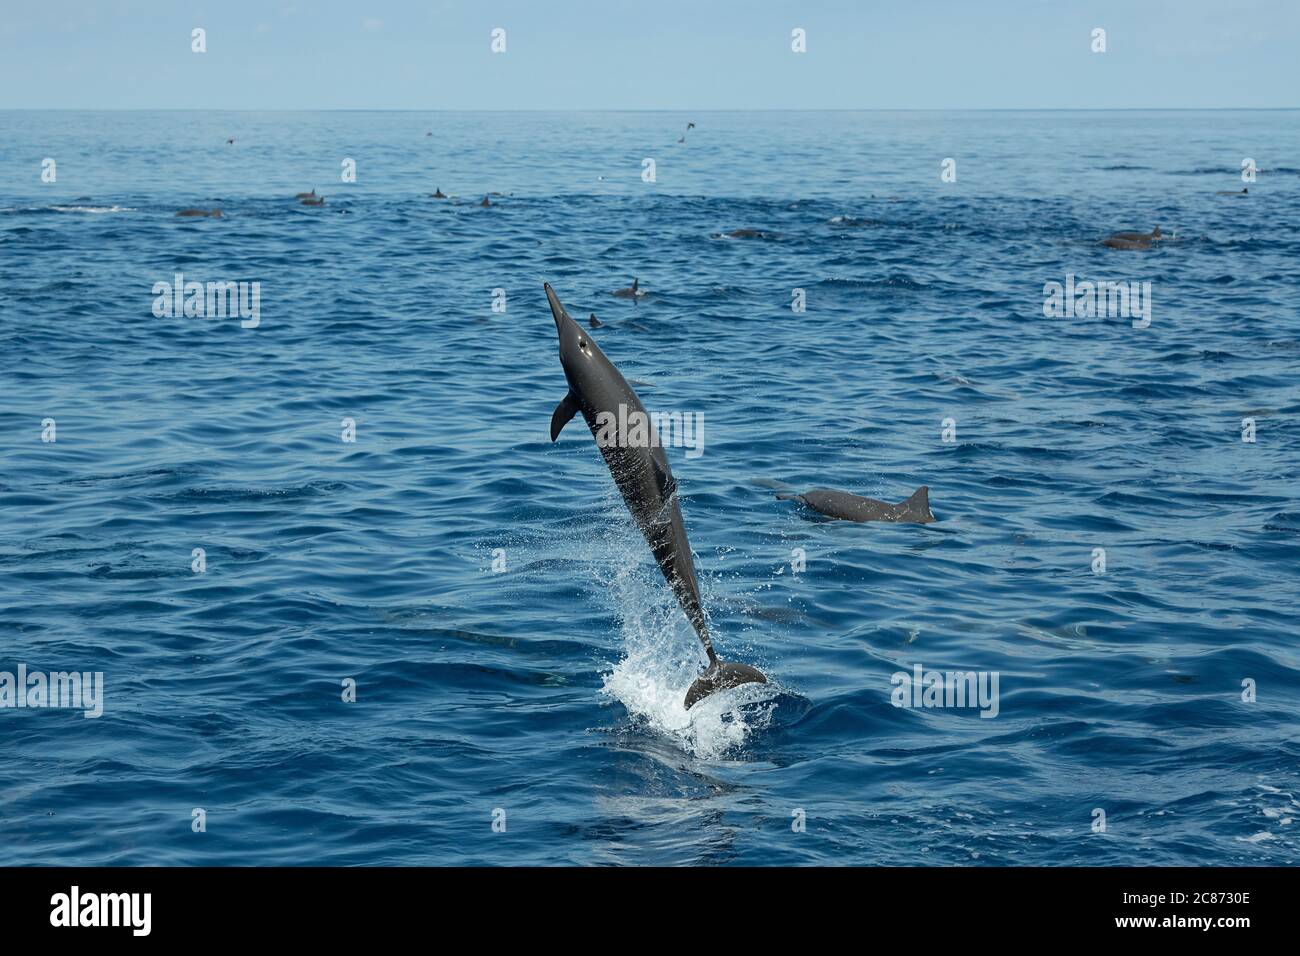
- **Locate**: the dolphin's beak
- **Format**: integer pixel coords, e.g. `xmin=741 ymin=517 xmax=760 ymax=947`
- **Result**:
xmin=544 ymin=282 xmax=568 ymax=335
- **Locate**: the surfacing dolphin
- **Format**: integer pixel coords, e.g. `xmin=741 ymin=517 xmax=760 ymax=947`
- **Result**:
xmin=545 ymin=282 xmax=767 ymax=709
xmin=612 ymin=277 xmax=643 ymax=299
xmin=777 ymin=486 xmax=936 ymax=524
xmin=1108 ymin=226 xmax=1162 ymax=241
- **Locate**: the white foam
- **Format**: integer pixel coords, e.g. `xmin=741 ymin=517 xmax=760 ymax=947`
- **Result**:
xmin=50 ymin=205 xmax=136 ymax=214
xmin=603 ymin=638 xmax=775 ymax=761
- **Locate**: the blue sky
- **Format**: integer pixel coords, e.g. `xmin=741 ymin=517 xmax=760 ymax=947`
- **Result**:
xmin=2 ymin=0 xmax=1296 ymax=110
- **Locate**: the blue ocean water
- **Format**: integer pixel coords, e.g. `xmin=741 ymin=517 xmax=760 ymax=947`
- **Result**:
xmin=1 ymin=110 xmax=1298 ymax=866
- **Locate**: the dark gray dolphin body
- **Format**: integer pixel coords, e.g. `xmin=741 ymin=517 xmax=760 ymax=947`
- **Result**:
xmin=1101 ymin=236 xmax=1151 ymax=250
xmin=1102 ymin=226 xmax=1163 ymax=249
xmin=777 ymin=486 xmax=935 ymax=524
xmin=1109 ymin=226 xmax=1162 ymax=241
xmin=545 ymin=282 xmax=766 ymax=709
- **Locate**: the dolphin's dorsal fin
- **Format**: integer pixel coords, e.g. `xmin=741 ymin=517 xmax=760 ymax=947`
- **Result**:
xmin=904 ymin=485 xmax=933 ymax=521
xmin=550 ymin=391 xmax=581 ymax=441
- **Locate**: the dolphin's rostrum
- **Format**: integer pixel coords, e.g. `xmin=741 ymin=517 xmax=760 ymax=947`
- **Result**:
xmin=544 ymin=282 xmax=767 ymax=709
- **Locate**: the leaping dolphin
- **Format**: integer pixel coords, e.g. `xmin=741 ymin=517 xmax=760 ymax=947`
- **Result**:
xmin=544 ymin=282 xmax=767 ymax=709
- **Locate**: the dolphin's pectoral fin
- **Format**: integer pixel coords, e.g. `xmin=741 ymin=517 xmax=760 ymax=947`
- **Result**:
xmin=550 ymin=391 xmax=581 ymax=441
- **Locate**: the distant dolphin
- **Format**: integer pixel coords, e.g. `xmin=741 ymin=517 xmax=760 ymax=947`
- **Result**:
xmin=612 ymin=278 xmax=643 ymax=299
xmin=300 ymin=195 xmax=325 ymax=206
xmin=480 ymin=196 xmax=491 ymax=207
xmin=723 ymin=228 xmax=771 ymax=239
xmin=176 ymin=208 xmax=222 ymax=218
xmin=1108 ymin=226 xmax=1162 ymax=242
xmin=588 ymin=313 xmax=603 ymax=328
xmin=1216 ymin=187 xmax=1248 ymax=196
xmin=545 ymin=282 xmax=767 ymax=709
xmin=295 ymin=189 xmax=316 ymax=200
xmin=1101 ymin=236 xmax=1152 ymax=250
xmin=431 ymin=188 xmax=447 ymax=199
xmin=777 ymin=487 xmax=935 ymax=524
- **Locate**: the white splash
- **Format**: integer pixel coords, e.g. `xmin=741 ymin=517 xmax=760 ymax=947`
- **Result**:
xmin=585 ymin=498 xmax=775 ymax=759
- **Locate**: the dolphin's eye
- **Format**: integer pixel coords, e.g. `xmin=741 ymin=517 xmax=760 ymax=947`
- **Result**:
xmin=579 ymin=340 xmax=588 ymax=348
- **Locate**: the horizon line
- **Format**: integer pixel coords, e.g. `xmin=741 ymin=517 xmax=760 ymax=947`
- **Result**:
xmin=4 ymin=106 xmax=1299 ymax=113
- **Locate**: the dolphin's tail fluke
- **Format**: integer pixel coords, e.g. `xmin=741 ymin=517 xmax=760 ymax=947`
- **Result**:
xmin=903 ymin=486 xmax=935 ymax=523
xmin=684 ymin=659 xmax=767 ymax=709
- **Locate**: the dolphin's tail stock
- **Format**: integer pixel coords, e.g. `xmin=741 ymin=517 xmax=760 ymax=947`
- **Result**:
xmin=903 ymin=485 xmax=936 ymax=523
xmin=675 ymin=580 xmax=767 ymax=709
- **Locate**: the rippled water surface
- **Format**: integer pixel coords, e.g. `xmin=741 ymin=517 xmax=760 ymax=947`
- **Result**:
xmin=1 ymin=110 xmax=1298 ymax=865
